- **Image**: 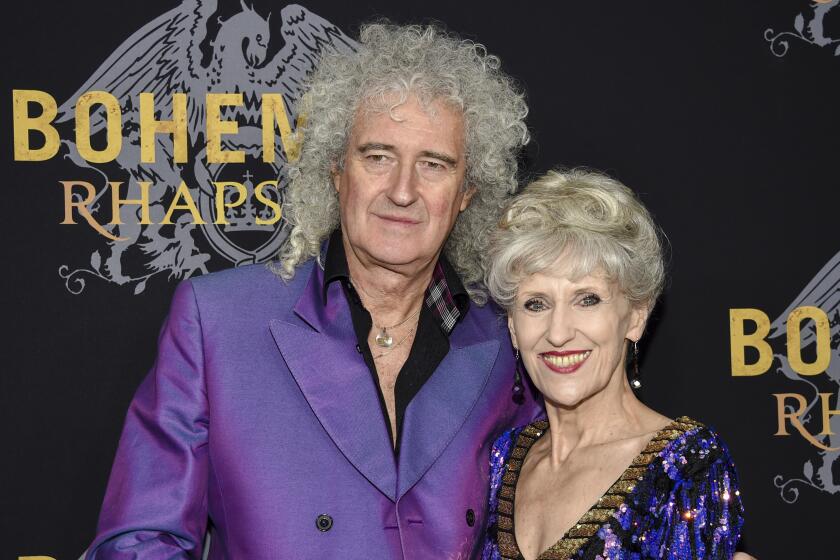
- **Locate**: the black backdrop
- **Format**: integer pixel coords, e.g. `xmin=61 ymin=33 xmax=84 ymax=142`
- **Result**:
xmin=3 ymin=1 xmax=838 ymax=558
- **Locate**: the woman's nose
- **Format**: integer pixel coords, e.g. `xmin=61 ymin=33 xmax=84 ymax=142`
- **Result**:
xmin=546 ymin=308 xmax=575 ymax=347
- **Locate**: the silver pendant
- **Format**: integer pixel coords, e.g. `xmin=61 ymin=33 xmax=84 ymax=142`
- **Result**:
xmin=375 ymin=330 xmax=393 ymax=348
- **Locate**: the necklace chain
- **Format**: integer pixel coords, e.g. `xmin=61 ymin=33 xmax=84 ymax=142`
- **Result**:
xmin=348 ymin=278 xmax=422 ymax=349
xmin=374 ymin=306 xmax=421 ymax=348
xmin=373 ymin=325 xmax=417 ymax=360
xmin=377 ymin=304 xmax=422 ymax=331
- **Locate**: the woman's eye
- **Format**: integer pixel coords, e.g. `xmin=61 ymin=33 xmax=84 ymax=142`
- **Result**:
xmin=580 ymin=293 xmax=601 ymax=307
xmin=523 ymin=298 xmax=548 ymax=312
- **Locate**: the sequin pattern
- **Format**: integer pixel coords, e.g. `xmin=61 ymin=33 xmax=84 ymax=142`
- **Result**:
xmin=481 ymin=417 xmax=744 ymax=559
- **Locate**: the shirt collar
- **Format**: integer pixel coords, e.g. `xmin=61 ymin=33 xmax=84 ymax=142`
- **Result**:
xmin=322 ymin=228 xmax=469 ymax=335
xmin=323 ymin=228 xmax=352 ymax=289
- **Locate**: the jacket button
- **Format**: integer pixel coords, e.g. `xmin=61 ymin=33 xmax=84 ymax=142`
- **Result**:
xmin=316 ymin=514 xmax=333 ymax=532
xmin=466 ymin=508 xmax=475 ymax=527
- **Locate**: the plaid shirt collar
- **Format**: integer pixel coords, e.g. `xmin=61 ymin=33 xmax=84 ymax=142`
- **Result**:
xmin=323 ymin=229 xmax=469 ymax=336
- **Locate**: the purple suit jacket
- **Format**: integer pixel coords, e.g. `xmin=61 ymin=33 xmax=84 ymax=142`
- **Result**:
xmin=87 ymin=260 xmax=541 ymax=559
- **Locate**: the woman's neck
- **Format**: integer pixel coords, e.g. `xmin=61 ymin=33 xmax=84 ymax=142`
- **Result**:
xmin=542 ymin=374 xmax=664 ymax=466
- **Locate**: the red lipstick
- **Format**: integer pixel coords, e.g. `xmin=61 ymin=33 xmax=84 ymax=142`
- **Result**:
xmin=539 ymin=350 xmax=591 ymax=374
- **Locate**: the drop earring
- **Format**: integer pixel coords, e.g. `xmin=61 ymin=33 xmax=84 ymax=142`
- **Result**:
xmin=512 ymin=349 xmax=525 ymax=404
xmin=630 ymin=340 xmax=642 ymax=390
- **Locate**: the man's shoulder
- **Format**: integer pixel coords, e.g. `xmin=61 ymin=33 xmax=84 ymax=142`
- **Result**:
xmin=186 ymin=260 xmax=315 ymax=312
xmin=469 ymin=299 xmax=506 ymax=319
xmin=191 ymin=260 xmax=311 ymax=287
xmin=460 ymin=299 xmax=509 ymax=340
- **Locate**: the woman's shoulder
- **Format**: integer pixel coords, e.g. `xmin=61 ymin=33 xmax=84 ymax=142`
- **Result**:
xmin=489 ymin=419 xmax=548 ymax=483
xmin=656 ymin=416 xmax=739 ymax=482
xmin=627 ymin=417 xmax=745 ymax=556
xmin=489 ymin=424 xmax=524 ymax=466
xmin=490 ymin=419 xmax=548 ymax=459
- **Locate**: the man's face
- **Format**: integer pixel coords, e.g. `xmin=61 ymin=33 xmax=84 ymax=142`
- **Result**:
xmin=333 ymin=95 xmax=474 ymax=271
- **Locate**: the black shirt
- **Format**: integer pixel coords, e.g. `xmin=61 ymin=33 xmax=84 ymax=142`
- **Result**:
xmin=322 ymin=229 xmax=470 ymax=453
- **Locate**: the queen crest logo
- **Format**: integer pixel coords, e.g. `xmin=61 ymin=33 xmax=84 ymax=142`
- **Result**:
xmin=223 ymin=171 xmax=276 ymax=232
xmin=769 ymin=252 xmax=840 ymax=502
xmin=11 ymin=0 xmax=356 ymax=294
xmin=729 ymin=251 xmax=840 ymax=502
xmin=765 ymin=0 xmax=840 ymax=57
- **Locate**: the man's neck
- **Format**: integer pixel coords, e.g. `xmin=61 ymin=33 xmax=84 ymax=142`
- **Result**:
xmin=343 ymin=239 xmax=437 ymax=324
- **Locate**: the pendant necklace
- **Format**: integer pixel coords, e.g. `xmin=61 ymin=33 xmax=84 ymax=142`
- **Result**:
xmin=348 ymin=278 xmax=422 ymax=349
xmin=373 ymin=325 xmax=417 ymax=359
xmin=374 ymin=306 xmax=422 ymax=348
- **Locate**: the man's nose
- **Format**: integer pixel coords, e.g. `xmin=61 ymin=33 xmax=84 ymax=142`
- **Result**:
xmin=385 ymin=161 xmax=420 ymax=207
xmin=546 ymin=308 xmax=575 ymax=347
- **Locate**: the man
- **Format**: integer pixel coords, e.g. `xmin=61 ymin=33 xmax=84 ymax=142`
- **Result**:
xmin=87 ymin=23 xmax=540 ymax=559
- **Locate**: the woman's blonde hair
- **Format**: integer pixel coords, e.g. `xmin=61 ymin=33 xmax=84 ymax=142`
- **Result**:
xmin=485 ymin=169 xmax=666 ymax=310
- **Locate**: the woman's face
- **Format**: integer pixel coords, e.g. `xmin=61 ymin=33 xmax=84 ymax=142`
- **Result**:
xmin=508 ymin=260 xmax=648 ymax=409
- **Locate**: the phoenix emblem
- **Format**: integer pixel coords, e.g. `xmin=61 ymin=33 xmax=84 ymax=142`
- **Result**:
xmin=56 ymin=0 xmax=356 ymax=294
xmin=771 ymin=251 xmax=840 ymax=502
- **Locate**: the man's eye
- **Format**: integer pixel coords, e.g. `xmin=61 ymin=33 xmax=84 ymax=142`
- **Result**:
xmin=419 ymin=160 xmax=445 ymax=170
xmin=366 ymin=154 xmax=390 ymax=164
xmin=523 ymin=298 xmax=548 ymax=312
xmin=580 ymin=293 xmax=601 ymax=307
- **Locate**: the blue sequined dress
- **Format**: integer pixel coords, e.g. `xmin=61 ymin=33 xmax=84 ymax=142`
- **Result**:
xmin=481 ymin=417 xmax=744 ymax=559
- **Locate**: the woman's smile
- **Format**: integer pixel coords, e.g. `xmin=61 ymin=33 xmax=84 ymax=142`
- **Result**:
xmin=539 ymin=350 xmax=592 ymax=373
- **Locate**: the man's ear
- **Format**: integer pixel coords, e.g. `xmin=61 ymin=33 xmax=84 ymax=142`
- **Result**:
xmin=459 ymin=185 xmax=477 ymax=212
xmin=331 ymin=163 xmax=341 ymax=193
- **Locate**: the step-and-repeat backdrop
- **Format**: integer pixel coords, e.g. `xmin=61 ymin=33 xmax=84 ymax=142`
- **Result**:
xmin=3 ymin=1 xmax=838 ymax=558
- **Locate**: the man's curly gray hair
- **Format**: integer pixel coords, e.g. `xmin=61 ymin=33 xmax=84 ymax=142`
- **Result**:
xmin=275 ymin=22 xmax=530 ymax=304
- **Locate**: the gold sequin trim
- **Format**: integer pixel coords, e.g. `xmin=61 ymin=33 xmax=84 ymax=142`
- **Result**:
xmin=578 ymin=507 xmax=614 ymax=524
xmin=606 ymin=478 xmax=637 ymax=494
xmin=598 ymin=494 xmax=625 ymax=508
xmin=645 ymin=439 xmax=672 ymax=453
xmin=623 ymin=467 xmax=647 ymax=480
xmin=542 ymin=537 xmax=589 ymax=559
xmin=493 ymin=416 xmax=701 ymax=560
xmin=566 ymin=523 xmax=599 ymax=538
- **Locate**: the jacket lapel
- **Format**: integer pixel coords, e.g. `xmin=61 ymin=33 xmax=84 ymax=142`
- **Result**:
xmin=396 ymin=315 xmax=500 ymax=499
xmin=269 ymin=265 xmax=397 ymax=501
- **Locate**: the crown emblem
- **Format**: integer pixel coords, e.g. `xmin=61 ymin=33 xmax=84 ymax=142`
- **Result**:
xmin=223 ymin=170 xmax=280 ymax=232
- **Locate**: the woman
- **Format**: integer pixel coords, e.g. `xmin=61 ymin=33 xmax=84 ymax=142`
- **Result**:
xmin=481 ymin=170 xmax=745 ymax=559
